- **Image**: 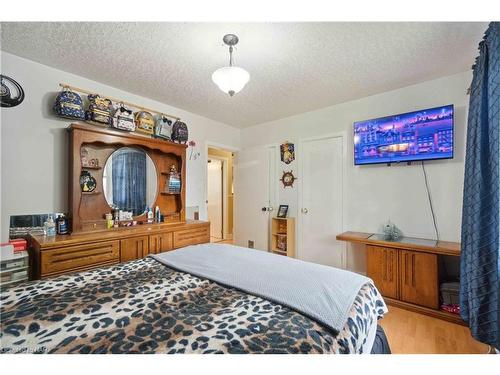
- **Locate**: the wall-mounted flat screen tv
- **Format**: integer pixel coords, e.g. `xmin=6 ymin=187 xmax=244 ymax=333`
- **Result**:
xmin=354 ymin=104 xmax=454 ymax=165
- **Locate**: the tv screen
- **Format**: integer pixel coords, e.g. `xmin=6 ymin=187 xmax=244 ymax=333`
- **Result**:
xmin=354 ymin=104 xmax=454 ymax=165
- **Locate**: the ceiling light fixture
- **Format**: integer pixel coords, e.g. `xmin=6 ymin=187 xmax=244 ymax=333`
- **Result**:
xmin=212 ymin=34 xmax=250 ymax=97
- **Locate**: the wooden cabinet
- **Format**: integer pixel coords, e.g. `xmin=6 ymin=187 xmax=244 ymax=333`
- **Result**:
xmin=366 ymin=246 xmax=398 ymax=299
xmin=366 ymin=246 xmax=439 ymax=309
xmin=400 ymin=250 xmax=439 ymax=309
xmin=337 ymin=231 xmax=462 ymax=325
xmin=120 ymin=236 xmax=149 ymax=262
xmin=149 ymin=233 xmax=173 ymax=254
xmin=271 ymin=217 xmax=295 ymax=257
xmin=30 ymin=220 xmax=210 ymax=279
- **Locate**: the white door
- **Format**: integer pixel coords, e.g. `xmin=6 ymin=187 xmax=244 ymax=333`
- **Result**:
xmin=207 ymin=159 xmax=223 ymax=239
xmin=234 ymin=146 xmax=277 ymax=250
xmin=299 ymin=136 xmax=344 ymax=268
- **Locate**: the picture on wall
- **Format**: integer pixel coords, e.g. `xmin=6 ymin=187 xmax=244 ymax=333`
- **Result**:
xmin=0 ymin=75 xmax=25 ymax=108
xmin=280 ymin=142 xmax=295 ymax=164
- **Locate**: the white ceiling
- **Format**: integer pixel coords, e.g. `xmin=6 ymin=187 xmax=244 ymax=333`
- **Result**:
xmin=0 ymin=22 xmax=487 ymax=128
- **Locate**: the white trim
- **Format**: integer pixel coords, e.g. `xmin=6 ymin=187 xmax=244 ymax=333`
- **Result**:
xmin=267 ymin=144 xmax=279 ymax=251
xmin=204 ymin=141 xmax=239 ymax=233
xmin=297 ymin=131 xmax=347 ymax=269
xmin=207 ymin=154 xmax=229 ymax=239
xmin=204 ymin=140 xmax=240 ymax=193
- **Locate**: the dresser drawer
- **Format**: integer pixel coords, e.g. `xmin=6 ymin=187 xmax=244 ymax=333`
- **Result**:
xmin=173 ymin=225 xmax=210 ymax=248
xmin=41 ymin=240 xmax=120 ymax=277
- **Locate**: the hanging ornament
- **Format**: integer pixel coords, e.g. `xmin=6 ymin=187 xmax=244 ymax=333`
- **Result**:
xmin=280 ymin=170 xmax=297 ymax=188
xmin=280 ymin=141 xmax=295 ymax=164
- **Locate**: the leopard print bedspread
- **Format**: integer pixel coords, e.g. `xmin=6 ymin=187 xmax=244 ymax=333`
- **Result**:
xmin=0 ymin=257 xmax=387 ymax=354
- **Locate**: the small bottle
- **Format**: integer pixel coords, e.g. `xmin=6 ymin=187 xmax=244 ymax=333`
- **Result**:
xmin=147 ymin=207 xmax=153 ymax=223
xmin=45 ymin=215 xmax=56 ymax=237
xmin=155 ymin=206 xmax=161 ymax=223
xmin=105 ymin=213 xmax=113 ymax=229
xmin=56 ymin=214 xmax=69 ymax=235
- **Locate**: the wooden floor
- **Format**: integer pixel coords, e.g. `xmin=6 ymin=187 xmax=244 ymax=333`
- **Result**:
xmin=210 ymin=237 xmax=233 ymax=244
xmin=379 ymin=305 xmax=489 ymax=354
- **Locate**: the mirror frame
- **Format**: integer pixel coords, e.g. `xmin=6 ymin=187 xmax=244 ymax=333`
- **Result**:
xmin=103 ymin=146 xmax=159 ymax=217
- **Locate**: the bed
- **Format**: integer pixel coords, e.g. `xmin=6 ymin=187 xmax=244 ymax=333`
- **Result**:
xmin=0 ymin=243 xmax=389 ymax=354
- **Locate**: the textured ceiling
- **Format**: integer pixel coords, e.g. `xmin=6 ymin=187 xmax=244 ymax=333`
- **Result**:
xmin=0 ymin=22 xmax=487 ymax=128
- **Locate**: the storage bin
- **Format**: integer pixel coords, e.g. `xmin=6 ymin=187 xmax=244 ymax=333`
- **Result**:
xmin=440 ymin=282 xmax=460 ymax=305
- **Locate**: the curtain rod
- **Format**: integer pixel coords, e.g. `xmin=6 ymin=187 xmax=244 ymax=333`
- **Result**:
xmin=59 ymin=83 xmax=180 ymax=120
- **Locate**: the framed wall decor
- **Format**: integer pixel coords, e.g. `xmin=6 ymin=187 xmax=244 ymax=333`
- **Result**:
xmin=277 ymin=204 xmax=289 ymax=218
xmin=280 ymin=141 xmax=295 ymax=164
xmin=0 ymin=74 xmax=25 ymax=108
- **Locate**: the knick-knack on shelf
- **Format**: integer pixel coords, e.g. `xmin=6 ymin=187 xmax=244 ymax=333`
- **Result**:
xmin=383 ymin=220 xmax=400 ymax=241
xmin=80 ymin=170 xmax=96 ymax=192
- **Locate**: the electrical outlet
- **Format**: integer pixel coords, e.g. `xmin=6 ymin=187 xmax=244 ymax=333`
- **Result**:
xmin=248 ymin=240 xmax=254 ymax=248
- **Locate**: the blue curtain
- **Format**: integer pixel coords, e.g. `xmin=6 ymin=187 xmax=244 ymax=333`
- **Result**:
xmin=460 ymin=22 xmax=499 ymax=349
xmin=112 ymin=150 xmax=147 ymax=216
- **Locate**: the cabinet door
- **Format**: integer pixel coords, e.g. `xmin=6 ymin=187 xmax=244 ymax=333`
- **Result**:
xmin=149 ymin=233 xmax=173 ymax=254
xmin=158 ymin=233 xmax=173 ymax=253
xmin=120 ymin=236 xmax=149 ymax=262
xmin=366 ymin=245 xmax=398 ymax=299
xmin=149 ymin=235 xmax=160 ymax=255
xmin=400 ymin=250 xmax=439 ymax=309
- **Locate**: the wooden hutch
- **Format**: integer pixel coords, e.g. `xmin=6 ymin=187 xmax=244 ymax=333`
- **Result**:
xmin=337 ymin=231 xmax=463 ymax=325
xmin=29 ymin=124 xmax=210 ymax=279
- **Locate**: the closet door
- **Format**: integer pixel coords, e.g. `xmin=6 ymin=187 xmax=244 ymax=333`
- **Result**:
xmin=233 ymin=145 xmax=277 ymax=251
xmin=299 ymin=136 xmax=344 ymax=268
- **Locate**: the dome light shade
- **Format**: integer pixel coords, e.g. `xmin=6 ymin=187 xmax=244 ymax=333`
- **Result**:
xmin=212 ymin=66 xmax=250 ymax=97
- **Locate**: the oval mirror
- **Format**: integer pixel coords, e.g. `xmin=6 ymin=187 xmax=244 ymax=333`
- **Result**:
xmin=103 ymin=147 xmax=157 ymax=216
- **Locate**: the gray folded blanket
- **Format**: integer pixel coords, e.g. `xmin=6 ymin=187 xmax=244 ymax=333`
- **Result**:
xmin=151 ymin=243 xmax=371 ymax=334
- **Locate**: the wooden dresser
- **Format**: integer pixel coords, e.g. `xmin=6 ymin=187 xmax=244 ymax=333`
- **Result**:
xmin=27 ymin=123 xmax=211 ymax=280
xmin=29 ymin=220 xmax=210 ymax=279
xmin=337 ymin=231 xmax=463 ymax=325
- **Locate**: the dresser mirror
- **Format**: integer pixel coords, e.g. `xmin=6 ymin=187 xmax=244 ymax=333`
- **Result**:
xmin=103 ymin=147 xmax=158 ymax=216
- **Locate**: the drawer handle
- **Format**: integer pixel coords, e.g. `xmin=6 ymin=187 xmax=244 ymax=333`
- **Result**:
xmin=411 ymin=254 xmax=416 ymax=287
xmin=389 ymin=252 xmax=393 ymax=282
xmin=383 ymin=251 xmax=387 ymax=281
xmin=404 ymin=253 xmax=408 ymax=286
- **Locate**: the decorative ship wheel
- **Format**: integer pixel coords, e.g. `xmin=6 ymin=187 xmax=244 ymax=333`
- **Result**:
xmin=280 ymin=170 xmax=297 ymax=188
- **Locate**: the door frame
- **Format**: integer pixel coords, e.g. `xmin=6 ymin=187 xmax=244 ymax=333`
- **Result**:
xmin=207 ymin=155 xmax=229 ymax=239
xmin=297 ymin=132 xmax=347 ymax=269
xmin=267 ymin=144 xmax=279 ymax=249
xmin=205 ymin=141 xmax=239 ymax=239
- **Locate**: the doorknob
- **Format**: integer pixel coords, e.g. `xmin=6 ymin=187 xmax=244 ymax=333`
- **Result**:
xmin=261 ymin=207 xmax=274 ymax=212
xmin=268 ymin=206 xmax=274 ymax=212
xmin=301 ymin=208 xmax=308 ymax=214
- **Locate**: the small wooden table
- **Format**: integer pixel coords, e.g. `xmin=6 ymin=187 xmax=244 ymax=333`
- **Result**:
xmin=337 ymin=231 xmax=464 ymax=325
